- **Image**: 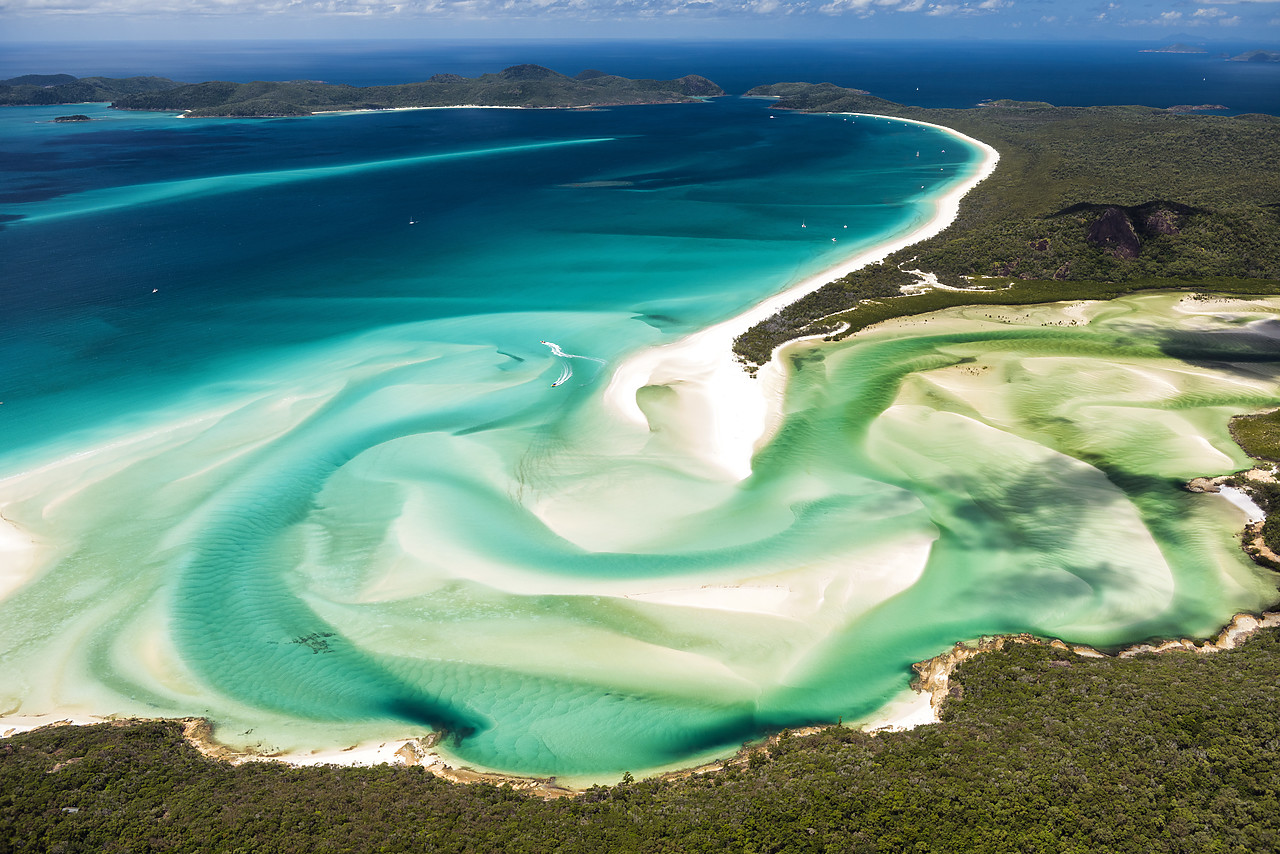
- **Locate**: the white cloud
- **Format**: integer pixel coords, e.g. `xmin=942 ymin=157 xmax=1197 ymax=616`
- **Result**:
xmin=819 ymin=0 xmax=875 ymax=12
xmin=1193 ymin=6 xmax=1224 ymax=15
xmin=1160 ymin=10 xmax=1182 ymax=20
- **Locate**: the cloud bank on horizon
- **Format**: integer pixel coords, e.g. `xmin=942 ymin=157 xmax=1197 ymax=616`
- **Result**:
xmin=2 ymin=0 xmax=1278 ymax=43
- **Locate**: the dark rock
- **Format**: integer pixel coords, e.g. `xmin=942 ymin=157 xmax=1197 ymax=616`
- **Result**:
xmin=1087 ymin=206 xmax=1141 ymax=259
xmin=1141 ymin=207 xmax=1184 ymax=235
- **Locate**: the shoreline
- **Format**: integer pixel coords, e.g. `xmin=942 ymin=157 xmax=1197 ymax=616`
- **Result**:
xmin=5 ymin=111 xmax=1277 ymax=794
xmin=2 ymin=111 xmax=1004 ymax=782
xmin=602 ymin=114 xmax=1000 ymax=481
xmin=6 ymin=607 xmax=1279 ymax=797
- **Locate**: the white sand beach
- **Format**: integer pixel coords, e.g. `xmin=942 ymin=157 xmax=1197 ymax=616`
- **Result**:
xmin=602 ymin=118 xmax=1000 ymax=481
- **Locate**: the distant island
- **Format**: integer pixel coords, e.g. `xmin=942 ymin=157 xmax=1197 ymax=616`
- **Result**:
xmin=1140 ymin=43 xmax=1207 ymax=54
xmin=0 ymin=67 xmax=724 ymax=117
xmin=1230 ymin=49 xmax=1280 ymax=63
xmin=0 ymin=73 xmax=180 ymax=106
xmin=53 ymin=114 xmax=91 ymax=123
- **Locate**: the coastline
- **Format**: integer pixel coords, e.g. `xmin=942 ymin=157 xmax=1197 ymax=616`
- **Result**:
xmin=172 ymin=99 xmax=712 ymax=119
xmin=5 ymin=109 xmax=1277 ymax=794
xmin=2 ymin=111 xmax=1003 ymax=783
xmin=602 ymin=114 xmax=1001 ymax=481
xmin=7 ymin=607 xmax=1279 ymax=798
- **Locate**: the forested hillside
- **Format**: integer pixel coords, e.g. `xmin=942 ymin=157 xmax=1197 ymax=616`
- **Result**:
xmin=4 ymin=629 xmax=1279 ymax=852
xmin=110 ymin=65 xmax=724 ymax=116
xmin=733 ymin=86 xmax=1280 ymax=364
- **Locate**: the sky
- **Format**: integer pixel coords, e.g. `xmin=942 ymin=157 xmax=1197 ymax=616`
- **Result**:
xmin=1 ymin=0 xmax=1278 ymax=44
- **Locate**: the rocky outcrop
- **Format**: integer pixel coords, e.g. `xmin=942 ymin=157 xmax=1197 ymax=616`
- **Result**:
xmin=1118 ymin=612 xmax=1280 ymax=656
xmin=1087 ymin=206 xmax=1142 ymax=258
xmin=1055 ymin=200 xmax=1198 ymax=259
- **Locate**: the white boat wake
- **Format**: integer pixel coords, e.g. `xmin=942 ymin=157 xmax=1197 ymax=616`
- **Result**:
xmin=541 ymin=340 xmax=606 ymax=388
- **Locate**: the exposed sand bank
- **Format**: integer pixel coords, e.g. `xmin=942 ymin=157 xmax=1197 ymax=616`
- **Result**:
xmin=0 ymin=511 xmax=40 ymax=600
xmin=602 ymin=116 xmax=999 ymax=481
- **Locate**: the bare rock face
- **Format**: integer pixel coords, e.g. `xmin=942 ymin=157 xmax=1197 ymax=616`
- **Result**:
xmin=1087 ymin=206 xmax=1142 ymax=259
xmin=1078 ymin=201 xmax=1194 ymax=259
xmin=1140 ymin=206 xmax=1183 ymax=235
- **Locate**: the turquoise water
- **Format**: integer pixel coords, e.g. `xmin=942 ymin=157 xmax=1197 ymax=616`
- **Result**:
xmin=1 ymin=94 xmax=1277 ymax=780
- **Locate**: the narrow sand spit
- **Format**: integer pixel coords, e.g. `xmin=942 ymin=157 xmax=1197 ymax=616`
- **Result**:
xmin=602 ymin=118 xmax=999 ymax=481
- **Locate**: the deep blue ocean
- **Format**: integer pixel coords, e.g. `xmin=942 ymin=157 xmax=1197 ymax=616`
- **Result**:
xmin=1 ymin=41 xmax=1278 ymax=780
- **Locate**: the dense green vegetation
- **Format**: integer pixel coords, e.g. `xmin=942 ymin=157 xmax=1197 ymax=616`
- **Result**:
xmin=1233 ymin=410 xmax=1280 ymax=463
xmin=1228 ymin=410 xmax=1280 ymax=561
xmin=108 ymin=65 xmax=724 ymax=117
xmin=741 ymin=275 xmax=1280 ymax=365
xmin=0 ymin=74 xmax=181 ymax=106
xmin=5 ymin=629 xmax=1280 ymax=852
xmin=733 ymin=85 xmax=1280 ymax=364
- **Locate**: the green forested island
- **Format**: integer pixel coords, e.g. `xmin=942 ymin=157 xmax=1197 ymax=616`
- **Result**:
xmin=0 ymin=73 xmax=182 ymax=105
xmin=0 ymin=67 xmax=724 ymax=117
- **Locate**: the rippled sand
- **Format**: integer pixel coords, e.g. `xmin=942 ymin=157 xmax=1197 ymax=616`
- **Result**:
xmin=2 ymin=291 xmax=1276 ymax=780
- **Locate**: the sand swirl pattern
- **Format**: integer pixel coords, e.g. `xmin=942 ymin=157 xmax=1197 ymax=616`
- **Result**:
xmin=1 ymin=98 xmax=1277 ymax=780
